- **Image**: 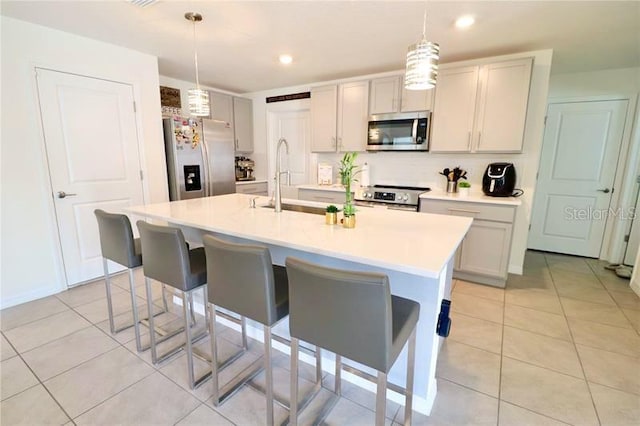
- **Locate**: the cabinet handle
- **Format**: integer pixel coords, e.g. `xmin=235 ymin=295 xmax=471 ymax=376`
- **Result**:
xmin=235 ymin=139 xmax=239 ymax=149
xmin=332 ymin=136 xmax=336 ymax=148
xmin=448 ymin=208 xmax=480 ymax=215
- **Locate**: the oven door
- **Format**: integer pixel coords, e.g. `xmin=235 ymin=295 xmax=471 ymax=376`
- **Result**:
xmin=354 ymin=200 xmax=418 ymax=212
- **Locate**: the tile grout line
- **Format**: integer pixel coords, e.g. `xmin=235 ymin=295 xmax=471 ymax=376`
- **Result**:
xmin=545 ymin=254 xmax=603 ymax=426
xmin=1 ymin=330 xmax=77 ymax=424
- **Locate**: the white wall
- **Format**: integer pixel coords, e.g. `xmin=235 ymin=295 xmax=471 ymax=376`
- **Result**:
xmin=1 ymin=17 xmax=167 ymax=308
xmin=245 ymin=50 xmax=553 ymax=275
xmin=548 ymin=67 xmax=640 ymax=264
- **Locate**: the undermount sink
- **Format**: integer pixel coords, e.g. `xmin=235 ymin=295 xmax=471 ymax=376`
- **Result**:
xmin=262 ymin=203 xmax=326 ymax=216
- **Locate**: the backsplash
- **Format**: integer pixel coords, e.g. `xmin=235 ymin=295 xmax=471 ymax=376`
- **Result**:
xmin=316 ymin=152 xmax=530 ymax=192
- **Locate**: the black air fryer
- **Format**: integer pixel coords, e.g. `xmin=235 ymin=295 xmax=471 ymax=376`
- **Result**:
xmin=483 ymin=163 xmax=516 ymax=197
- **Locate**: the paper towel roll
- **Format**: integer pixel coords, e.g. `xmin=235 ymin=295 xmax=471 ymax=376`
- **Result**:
xmin=360 ymin=162 xmax=370 ymax=187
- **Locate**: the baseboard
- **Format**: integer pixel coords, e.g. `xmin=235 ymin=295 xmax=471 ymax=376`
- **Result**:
xmin=508 ymin=263 xmax=523 ymax=275
xmin=0 ymin=284 xmax=64 ymax=309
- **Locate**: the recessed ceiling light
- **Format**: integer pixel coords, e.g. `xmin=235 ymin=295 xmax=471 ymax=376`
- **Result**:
xmin=279 ymin=54 xmax=293 ymax=65
xmin=455 ymin=15 xmax=475 ymax=29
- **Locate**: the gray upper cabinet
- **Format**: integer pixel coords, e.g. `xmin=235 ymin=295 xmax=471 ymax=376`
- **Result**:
xmin=310 ymin=85 xmax=338 ymax=152
xmin=369 ymin=76 xmax=401 ymax=114
xmin=369 ymin=75 xmax=435 ymax=114
xmin=233 ymin=97 xmax=254 ymax=152
xmin=209 ymin=91 xmax=234 ymax=125
xmin=430 ymin=57 xmax=533 ymax=153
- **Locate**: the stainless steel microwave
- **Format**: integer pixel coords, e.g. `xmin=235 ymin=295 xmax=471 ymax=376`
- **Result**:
xmin=367 ymin=111 xmax=431 ymax=151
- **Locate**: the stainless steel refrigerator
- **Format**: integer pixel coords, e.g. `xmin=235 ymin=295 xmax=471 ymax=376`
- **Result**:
xmin=163 ymin=116 xmax=236 ymax=200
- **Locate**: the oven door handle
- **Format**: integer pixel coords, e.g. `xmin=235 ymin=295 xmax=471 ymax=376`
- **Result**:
xmin=412 ymin=118 xmax=418 ymax=142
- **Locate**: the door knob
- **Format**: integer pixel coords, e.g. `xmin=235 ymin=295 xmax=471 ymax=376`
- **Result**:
xmin=57 ymin=191 xmax=77 ymax=198
xmin=596 ymin=188 xmax=611 ymax=194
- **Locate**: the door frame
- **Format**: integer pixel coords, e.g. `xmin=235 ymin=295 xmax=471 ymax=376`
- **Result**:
xmin=265 ymin=99 xmax=312 ymax=194
xmin=534 ymin=93 xmax=639 ymax=262
xmin=34 ymin=66 xmax=148 ymax=289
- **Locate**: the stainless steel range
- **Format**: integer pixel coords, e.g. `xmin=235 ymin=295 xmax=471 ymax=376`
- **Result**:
xmin=354 ymin=185 xmax=431 ymax=212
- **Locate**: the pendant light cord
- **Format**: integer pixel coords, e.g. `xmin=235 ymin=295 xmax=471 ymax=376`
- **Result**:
xmin=422 ymin=7 xmax=427 ymax=39
xmin=192 ymin=20 xmax=200 ymax=90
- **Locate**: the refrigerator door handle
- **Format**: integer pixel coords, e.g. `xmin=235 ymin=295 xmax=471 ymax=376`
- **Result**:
xmin=200 ymin=139 xmax=212 ymax=197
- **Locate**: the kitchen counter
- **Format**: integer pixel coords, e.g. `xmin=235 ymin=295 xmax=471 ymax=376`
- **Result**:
xmin=420 ymin=190 xmax=522 ymax=206
xmin=127 ymin=193 xmax=472 ymax=414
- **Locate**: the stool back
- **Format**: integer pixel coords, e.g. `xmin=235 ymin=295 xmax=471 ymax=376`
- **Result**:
xmin=203 ymin=234 xmax=279 ymax=326
xmin=94 ymin=209 xmax=141 ymax=268
xmin=136 ymin=221 xmax=192 ymax=291
xmin=285 ymin=257 xmax=393 ymax=373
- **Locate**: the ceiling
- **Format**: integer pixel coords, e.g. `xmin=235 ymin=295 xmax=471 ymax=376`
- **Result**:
xmin=1 ymin=1 xmax=639 ymax=93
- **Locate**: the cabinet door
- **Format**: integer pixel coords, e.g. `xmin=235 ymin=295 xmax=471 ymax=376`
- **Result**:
xmin=338 ymin=81 xmax=369 ymax=152
xmin=457 ymin=220 xmax=512 ymax=279
xmin=429 ymin=66 xmax=479 ymax=152
xmin=209 ymin=91 xmax=234 ymax=125
xmin=369 ymin=76 xmax=401 ymax=114
xmin=474 ymin=58 xmax=533 ymax=152
xmin=310 ymin=85 xmax=338 ymax=152
xmin=401 ymin=77 xmax=435 ymax=112
xmin=233 ymin=97 xmax=254 ymax=152
xmin=235 ymin=182 xmax=267 ymax=195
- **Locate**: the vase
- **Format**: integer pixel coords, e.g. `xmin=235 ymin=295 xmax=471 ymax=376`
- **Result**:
xmin=342 ymin=214 xmax=356 ymax=229
xmin=458 ymin=187 xmax=470 ymax=197
xmin=325 ymin=212 xmax=338 ymax=225
xmin=446 ymin=181 xmax=457 ymax=193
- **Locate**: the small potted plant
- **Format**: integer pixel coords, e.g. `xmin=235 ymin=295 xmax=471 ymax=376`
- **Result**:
xmin=339 ymin=152 xmax=359 ymax=228
xmin=325 ymin=205 xmax=339 ymax=225
xmin=458 ymin=181 xmax=471 ymax=197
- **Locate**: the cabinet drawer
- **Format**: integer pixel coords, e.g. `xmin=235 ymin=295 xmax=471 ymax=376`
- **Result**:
xmin=236 ymin=182 xmax=268 ymax=196
xmin=420 ymin=199 xmax=515 ymax=223
xmin=298 ymin=189 xmax=347 ymax=205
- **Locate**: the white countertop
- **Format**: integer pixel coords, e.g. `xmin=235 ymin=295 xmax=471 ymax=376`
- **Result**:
xmin=420 ymin=190 xmax=522 ymax=206
xmin=235 ymin=179 xmax=267 ymax=185
xmin=127 ymin=193 xmax=472 ymax=279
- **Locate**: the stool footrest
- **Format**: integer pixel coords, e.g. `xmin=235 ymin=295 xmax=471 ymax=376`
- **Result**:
xmin=154 ymin=329 xmax=208 ymax=365
xmin=213 ymin=356 xmax=265 ymax=405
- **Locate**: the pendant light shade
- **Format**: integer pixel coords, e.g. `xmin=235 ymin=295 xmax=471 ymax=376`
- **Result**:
xmin=185 ymin=12 xmax=210 ymax=117
xmin=405 ymin=7 xmax=439 ymax=90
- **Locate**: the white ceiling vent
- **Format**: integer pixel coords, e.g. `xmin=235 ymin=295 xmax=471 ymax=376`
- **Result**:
xmin=128 ymin=0 xmax=157 ymax=8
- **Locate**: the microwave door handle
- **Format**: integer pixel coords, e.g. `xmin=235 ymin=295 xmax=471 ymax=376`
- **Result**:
xmin=412 ymin=119 xmax=418 ymax=142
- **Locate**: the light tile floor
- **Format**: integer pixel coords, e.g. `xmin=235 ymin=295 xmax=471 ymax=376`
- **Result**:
xmin=1 ymin=251 xmax=639 ymax=425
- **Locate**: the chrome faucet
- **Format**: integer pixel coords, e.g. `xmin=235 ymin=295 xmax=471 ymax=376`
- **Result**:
xmin=274 ymin=137 xmax=290 ymax=212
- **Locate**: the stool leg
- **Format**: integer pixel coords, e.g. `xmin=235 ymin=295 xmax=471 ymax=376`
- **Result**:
xmin=316 ymin=347 xmax=322 ymax=384
xmin=103 ymin=258 xmax=116 ymax=334
xmin=241 ymin=316 xmax=248 ymax=350
xmin=128 ymin=268 xmax=144 ymax=352
xmin=189 ymin=296 xmax=196 ymax=327
xmin=290 ymin=337 xmax=299 ymax=426
xmin=161 ymin=283 xmax=169 ymax=312
xmin=264 ymin=326 xmax=274 ymax=426
xmin=335 ymin=355 xmax=342 ymax=396
xmin=145 ymin=277 xmax=158 ymax=364
xmin=209 ymin=302 xmax=220 ymax=405
xmin=183 ymin=290 xmax=196 ymax=389
xmin=375 ymin=371 xmax=387 ymax=426
xmin=403 ymin=328 xmax=417 ymax=426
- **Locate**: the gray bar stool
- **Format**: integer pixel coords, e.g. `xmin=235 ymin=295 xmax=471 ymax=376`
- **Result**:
xmin=285 ymin=257 xmax=420 ymax=426
xmin=203 ymin=235 xmax=321 ymax=426
xmin=137 ymin=220 xmax=209 ymax=388
xmin=94 ymin=209 xmax=168 ymax=352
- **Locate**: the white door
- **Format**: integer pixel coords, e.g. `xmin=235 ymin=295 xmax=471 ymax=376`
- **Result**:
xmin=268 ymin=110 xmax=310 ymax=186
xmin=529 ymin=100 xmax=628 ymax=257
xmin=36 ymin=68 xmax=144 ymax=286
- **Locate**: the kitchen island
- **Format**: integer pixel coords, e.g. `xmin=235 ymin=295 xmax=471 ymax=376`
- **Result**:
xmin=127 ymin=193 xmax=472 ymax=414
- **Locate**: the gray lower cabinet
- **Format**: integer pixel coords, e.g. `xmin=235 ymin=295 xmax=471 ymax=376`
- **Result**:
xmin=298 ymin=188 xmax=347 ymax=205
xmin=419 ymin=199 xmax=516 ymax=287
xmin=235 ymin=181 xmax=268 ymax=196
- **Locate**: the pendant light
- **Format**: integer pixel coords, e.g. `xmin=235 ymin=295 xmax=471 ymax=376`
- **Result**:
xmin=404 ymin=5 xmax=440 ymax=90
xmin=185 ymin=12 xmax=210 ymax=117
